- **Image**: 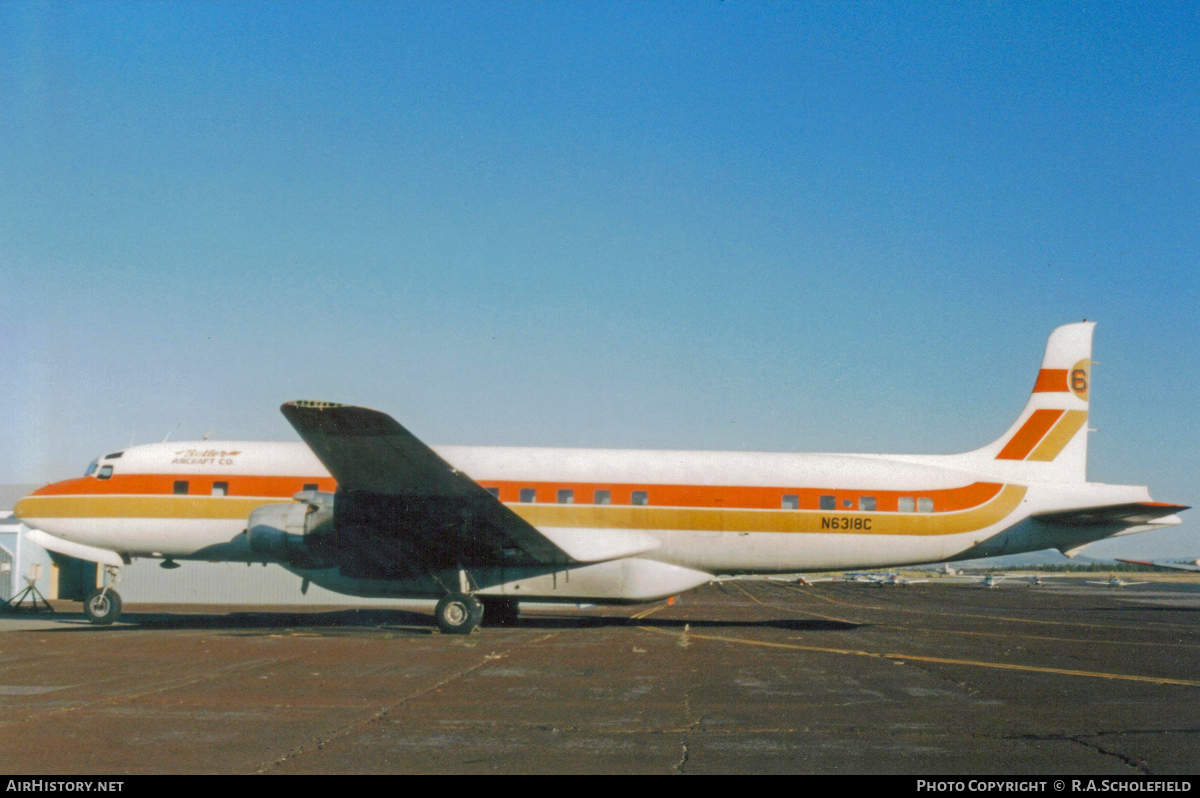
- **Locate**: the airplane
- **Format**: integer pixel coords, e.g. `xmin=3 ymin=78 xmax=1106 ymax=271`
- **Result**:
xmin=842 ymin=571 xmax=927 ymax=587
xmin=1087 ymin=575 xmax=1150 ymax=588
xmin=787 ymin=575 xmax=834 ymax=587
xmin=953 ymin=572 xmax=1059 ymax=588
xmin=709 ymin=573 xmax=832 ymax=586
xmin=938 ymin=572 xmax=1011 ymax=588
xmin=1116 ymin=558 xmax=1200 ymax=573
xmin=14 ymin=322 xmax=1187 ymax=634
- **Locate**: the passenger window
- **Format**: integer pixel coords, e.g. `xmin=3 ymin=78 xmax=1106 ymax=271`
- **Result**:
xmin=860 ymin=496 xmax=876 ymax=512
xmin=819 ymin=495 xmax=835 ymax=510
xmin=302 ymin=483 xmax=319 ymax=493
xmin=781 ymin=494 xmax=799 ymax=510
xmin=173 ymin=480 xmax=189 ymax=495
xmin=594 ymin=489 xmax=611 ymax=505
xmin=212 ymin=481 xmax=228 ymax=497
xmin=898 ymin=497 xmax=915 ymax=512
xmin=631 ymin=491 xmax=648 ymax=506
xmin=918 ymin=497 xmax=934 ymax=513
xmin=97 ymin=465 xmax=113 ymax=480
xmin=841 ymin=499 xmax=853 ymax=509
xmin=486 ymin=487 xmax=500 ymax=499
xmin=557 ymin=489 xmax=574 ymax=504
xmin=519 ymin=488 xmax=536 ymax=503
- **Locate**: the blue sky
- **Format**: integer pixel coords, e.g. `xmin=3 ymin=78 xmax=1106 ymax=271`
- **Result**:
xmin=2 ymin=2 xmax=1197 ymax=556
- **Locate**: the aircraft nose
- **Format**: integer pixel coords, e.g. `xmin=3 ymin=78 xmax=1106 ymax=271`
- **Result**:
xmin=13 ymin=482 xmax=58 ymax=521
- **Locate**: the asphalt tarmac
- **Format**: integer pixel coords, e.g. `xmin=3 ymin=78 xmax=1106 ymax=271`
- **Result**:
xmin=2 ymin=575 xmax=1199 ymax=774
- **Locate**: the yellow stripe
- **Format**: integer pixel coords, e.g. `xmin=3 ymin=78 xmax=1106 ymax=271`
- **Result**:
xmin=637 ymin=627 xmax=1200 ymax=688
xmin=16 ymin=495 xmax=281 ymax=520
xmin=20 ymin=485 xmax=1028 ymax=538
xmin=512 ymin=484 xmax=1027 ymax=537
xmin=1027 ymin=410 xmax=1088 ymax=462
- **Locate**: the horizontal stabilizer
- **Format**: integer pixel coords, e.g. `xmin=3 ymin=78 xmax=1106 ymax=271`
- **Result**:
xmin=1116 ymin=558 xmax=1200 ymax=573
xmin=1035 ymin=502 xmax=1189 ymax=527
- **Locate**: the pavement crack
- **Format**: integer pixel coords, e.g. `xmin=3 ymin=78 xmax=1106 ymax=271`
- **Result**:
xmin=672 ymin=742 xmax=689 ymax=774
xmin=258 ymin=632 xmax=559 ymax=773
xmin=1069 ymin=736 xmax=1151 ymax=775
xmin=1001 ymin=729 xmax=1200 ymax=776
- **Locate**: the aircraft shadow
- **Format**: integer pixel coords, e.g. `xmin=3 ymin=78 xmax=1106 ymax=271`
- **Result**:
xmin=518 ymin=616 xmax=863 ymax=632
xmin=21 ymin=608 xmax=863 ymax=634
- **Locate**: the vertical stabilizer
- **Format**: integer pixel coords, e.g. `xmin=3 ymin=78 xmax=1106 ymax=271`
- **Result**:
xmin=966 ymin=322 xmax=1094 ymax=482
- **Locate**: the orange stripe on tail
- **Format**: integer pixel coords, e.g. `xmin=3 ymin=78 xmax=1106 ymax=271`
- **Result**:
xmin=996 ymin=409 xmax=1063 ymax=460
xmin=1032 ymin=369 xmax=1069 ymax=393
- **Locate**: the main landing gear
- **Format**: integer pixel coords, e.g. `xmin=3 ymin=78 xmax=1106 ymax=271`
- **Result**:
xmin=83 ymin=565 xmax=123 ymax=626
xmin=434 ymin=593 xmax=484 ymax=635
xmin=433 ymin=594 xmax=521 ymax=634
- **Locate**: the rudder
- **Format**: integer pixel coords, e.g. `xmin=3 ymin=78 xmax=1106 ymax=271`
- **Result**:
xmin=969 ymin=322 xmax=1094 ymax=482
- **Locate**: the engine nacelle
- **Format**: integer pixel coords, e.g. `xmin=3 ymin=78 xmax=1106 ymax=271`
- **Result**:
xmin=246 ymin=490 xmax=336 ymax=567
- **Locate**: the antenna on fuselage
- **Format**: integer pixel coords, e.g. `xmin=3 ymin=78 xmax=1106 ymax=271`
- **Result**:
xmin=163 ymin=422 xmax=181 ymax=443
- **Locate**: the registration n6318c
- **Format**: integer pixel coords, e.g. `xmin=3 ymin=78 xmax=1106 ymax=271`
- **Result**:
xmin=821 ymin=517 xmax=872 ymax=530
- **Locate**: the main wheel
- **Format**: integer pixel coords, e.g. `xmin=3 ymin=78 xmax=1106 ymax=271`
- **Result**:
xmin=481 ymin=598 xmax=520 ymax=628
xmin=434 ymin=593 xmax=483 ymax=635
xmin=84 ymin=588 xmax=122 ymax=625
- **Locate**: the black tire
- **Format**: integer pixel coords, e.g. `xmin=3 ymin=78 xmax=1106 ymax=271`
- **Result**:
xmin=435 ymin=593 xmax=483 ymax=635
xmin=84 ymin=588 xmax=122 ymax=625
xmin=481 ymin=598 xmax=520 ymax=628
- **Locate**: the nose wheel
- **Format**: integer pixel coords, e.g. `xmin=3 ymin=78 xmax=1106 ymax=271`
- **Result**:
xmin=434 ymin=593 xmax=483 ymax=635
xmin=83 ymin=565 xmax=123 ymax=625
xmin=84 ymin=588 xmax=122 ymax=625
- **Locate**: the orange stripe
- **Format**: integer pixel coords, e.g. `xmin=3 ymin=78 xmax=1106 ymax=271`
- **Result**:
xmin=27 ymin=475 xmax=1003 ymax=514
xmin=996 ymin=409 xmax=1063 ymax=460
xmin=1032 ymin=369 xmax=1069 ymax=392
xmin=482 ymin=481 xmax=1002 ymax=512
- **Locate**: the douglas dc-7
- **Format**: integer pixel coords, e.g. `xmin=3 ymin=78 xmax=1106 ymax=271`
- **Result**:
xmin=15 ymin=323 xmax=1186 ymax=633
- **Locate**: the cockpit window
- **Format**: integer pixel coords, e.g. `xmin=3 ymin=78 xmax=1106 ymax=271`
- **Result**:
xmin=104 ymin=451 xmax=123 ymax=460
xmin=97 ymin=465 xmax=113 ymax=480
xmin=85 ymin=459 xmax=98 ymax=477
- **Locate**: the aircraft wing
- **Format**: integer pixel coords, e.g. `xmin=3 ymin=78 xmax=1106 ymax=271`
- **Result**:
xmin=280 ymin=401 xmax=569 ymax=570
xmin=1034 ymin=502 xmax=1189 ymax=527
xmin=1117 ymin=558 xmax=1200 ymax=573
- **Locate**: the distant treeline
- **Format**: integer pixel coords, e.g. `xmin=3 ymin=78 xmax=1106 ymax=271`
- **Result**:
xmin=978 ymin=562 xmax=1164 ymax=573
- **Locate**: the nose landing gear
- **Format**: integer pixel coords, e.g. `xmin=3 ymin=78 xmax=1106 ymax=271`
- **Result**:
xmin=83 ymin=565 xmax=123 ymax=625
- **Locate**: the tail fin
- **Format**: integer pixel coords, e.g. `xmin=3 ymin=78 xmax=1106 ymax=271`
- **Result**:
xmin=969 ymin=322 xmax=1094 ymax=482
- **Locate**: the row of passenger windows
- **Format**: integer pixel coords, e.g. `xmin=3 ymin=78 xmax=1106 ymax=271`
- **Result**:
xmin=169 ymin=481 xmax=321 ymax=496
xmin=486 ymin=488 xmax=649 ymax=506
xmin=92 ymin=472 xmax=937 ymax=512
xmin=802 ymin=495 xmax=933 ymax=512
xmin=486 ymin=487 xmax=934 ymax=512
